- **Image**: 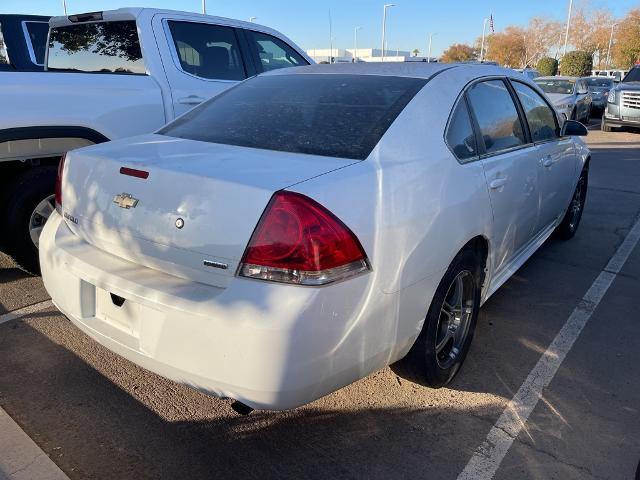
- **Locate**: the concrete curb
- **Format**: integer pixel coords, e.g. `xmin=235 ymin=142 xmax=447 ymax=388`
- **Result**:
xmin=0 ymin=406 xmax=69 ymax=480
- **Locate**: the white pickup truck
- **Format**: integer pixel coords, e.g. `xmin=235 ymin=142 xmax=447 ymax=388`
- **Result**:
xmin=0 ymin=8 xmax=311 ymax=273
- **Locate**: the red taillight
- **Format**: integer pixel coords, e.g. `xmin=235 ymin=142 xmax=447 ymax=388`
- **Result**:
xmin=239 ymin=191 xmax=370 ymax=285
xmin=55 ymin=153 xmax=66 ymax=213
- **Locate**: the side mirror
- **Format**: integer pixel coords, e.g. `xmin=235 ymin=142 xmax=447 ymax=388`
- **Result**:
xmin=561 ymin=119 xmax=588 ymax=137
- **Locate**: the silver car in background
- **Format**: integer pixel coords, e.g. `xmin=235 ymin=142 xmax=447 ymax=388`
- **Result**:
xmin=585 ymin=76 xmax=614 ymax=113
xmin=534 ymin=76 xmax=593 ymax=123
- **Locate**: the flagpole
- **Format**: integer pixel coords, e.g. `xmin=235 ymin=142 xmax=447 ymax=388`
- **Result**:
xmin=480 ymin=18 xmax=488 ymax=62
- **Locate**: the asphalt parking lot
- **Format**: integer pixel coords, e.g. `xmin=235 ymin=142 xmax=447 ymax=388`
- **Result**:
xmin=1 ymin=120 xmax=639 ymax=480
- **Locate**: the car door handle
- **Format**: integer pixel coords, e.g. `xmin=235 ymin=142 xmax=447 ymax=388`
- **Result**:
xmin=541 ymin=156 xmax=553 ymax=168
xmin=489 ymin=177 xmax=508 ymax=190
xmin=178 ymin=95 xmax=206 ymax=105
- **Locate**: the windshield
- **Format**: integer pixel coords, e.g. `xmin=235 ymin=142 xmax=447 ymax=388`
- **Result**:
xmin=160 ymin=74 xmax=427 ymax=160
xmin=623 ymin=68 xmax=640 ymax=82
xmin=0 ymin=23 xmax=9 ymax=65
xmin=534 ymin=79 xmax=575 ymax=95
xmin=585 ymin=77 xmax=613 ymax=89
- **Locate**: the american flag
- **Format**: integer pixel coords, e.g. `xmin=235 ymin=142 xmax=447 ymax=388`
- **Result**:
xmin=489 ymin=14 xmax=495 ymax=33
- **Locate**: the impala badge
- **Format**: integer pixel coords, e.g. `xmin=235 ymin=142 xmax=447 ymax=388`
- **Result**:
xmin=113 ymin=193 xmax=139 ymax=209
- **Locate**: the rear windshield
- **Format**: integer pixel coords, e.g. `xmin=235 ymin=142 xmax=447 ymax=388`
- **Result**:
xmin=585 ymin=77 xmax=613 ymax=88
xmin=48 ymin=20 xmax=145 ymax=74
xmin=159 ymin=74 xmax=426 ymax=160
xmin=534 ymin=80 xmax=575 ymax=95
xmin=623 ymin=68 xmax=640 ymax=83
xmin=24 ymin=21 xmax=49 ymax=65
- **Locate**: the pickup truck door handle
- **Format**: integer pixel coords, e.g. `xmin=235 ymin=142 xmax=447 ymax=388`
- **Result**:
xmin=489 ymin=177 xmax=508 ymax=190
xmin=541 ymin=156 xmax=553 ymax=168
xmin=177 ymin=95 xmax=206 ymax=105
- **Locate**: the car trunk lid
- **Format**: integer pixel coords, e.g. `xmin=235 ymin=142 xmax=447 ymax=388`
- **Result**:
xmin=61 ymin=134 xmax=357 ymax=287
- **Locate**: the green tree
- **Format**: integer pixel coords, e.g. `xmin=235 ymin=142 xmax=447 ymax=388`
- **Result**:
xmin=412 ymin=48 xmax=419 ymax=57
xmin=560 ymin=51 xmax=593 ymax=76
xmin=536 ymin=57 xmax=559 ymax=76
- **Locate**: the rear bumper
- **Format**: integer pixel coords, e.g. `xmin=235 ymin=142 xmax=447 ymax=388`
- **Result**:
xmin=40 ymin=212 xmax=417 ymax=410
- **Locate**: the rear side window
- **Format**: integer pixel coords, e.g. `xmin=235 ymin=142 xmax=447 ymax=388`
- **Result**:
xmin=48 ymin=21 xmax=145 ymax=74
xmin=0 ymin=23 xmax=9 ymax=65
xmin=512 ymin=81 xmax=558 ymax=143
xmin=23 ymin=21 xmax=49 ymax=65
xmin=160 ymin=74 xmax=426 ymax=160
xmin=167 ymin=21 xmax=245 ymax=81
xmin=467 ymin=80 xmax=526 ymax=155
xmin=246 ymin=30 xmax=307 ymax=72
xmin=446 ymin=99 xmax=477 ymax=162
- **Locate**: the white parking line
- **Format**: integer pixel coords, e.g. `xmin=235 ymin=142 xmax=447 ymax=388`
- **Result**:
xmin=0 ymin=300 xmax=53 ymax=326
xmin=458 ymin=215 xmax=640 ymax=480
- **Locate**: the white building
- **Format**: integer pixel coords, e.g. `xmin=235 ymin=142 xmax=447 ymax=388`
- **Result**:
xmin=306 ymin=47 xmax=431 ymax=64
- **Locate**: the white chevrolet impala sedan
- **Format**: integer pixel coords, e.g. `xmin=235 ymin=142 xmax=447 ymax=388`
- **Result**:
xmin=40 ymin=63 xmax=590 ymax=411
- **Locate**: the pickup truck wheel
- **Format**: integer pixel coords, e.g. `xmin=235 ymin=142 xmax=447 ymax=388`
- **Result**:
xmin=3 ymin=167 xmax=57 ymax=274
xmin=404 ymin=249 xmax=481 ymax=387
xmin=556 ymin=165 xmax=588 ymax=240
xmin=601 ymin=116 xmax=613 ymax=132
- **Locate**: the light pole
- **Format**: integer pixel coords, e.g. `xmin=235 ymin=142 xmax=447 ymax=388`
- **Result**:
xmin=249 ymin=16 xmax=257 ymax=22
xmin=562 ymin=0 xmax=573 ymax=58
xmin=329 ymin=9 xmax=333 ymax=64
xmin=202 ymin=0 xmax=206 ymax=14
xmin=381 ymin=4 xmax=395 ymax=62
xmin=606 ymin=23 xmax=618 ymax=69
xmin=428 ymin=32 xmax=436 ymax=63
xmin=480 ymin=18 xmax=488 ymax=62
xmin=354 ymin=26 xmax=362 ymax=63
xmin=62 ymin=0 xmax=67 ymax=14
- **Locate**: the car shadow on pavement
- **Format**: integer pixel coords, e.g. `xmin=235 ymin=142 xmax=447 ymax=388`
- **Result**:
xmin=0 ymin=313 xmax=508 ymax=480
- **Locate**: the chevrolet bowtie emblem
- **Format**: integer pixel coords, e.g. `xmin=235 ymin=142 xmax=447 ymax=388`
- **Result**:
xmin=113 ymin=193 xmax=139 ymax=209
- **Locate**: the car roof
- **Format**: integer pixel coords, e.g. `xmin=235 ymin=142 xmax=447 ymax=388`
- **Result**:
xmin=49 ymin=8 xmax=282 ymax=36
xmin=536 ymin=76 xmax=582 ymax=81
xmin=262 ymin=62 xmax=515 ymax=79
xmin=0 ymin=14 xmax=51 ymax=21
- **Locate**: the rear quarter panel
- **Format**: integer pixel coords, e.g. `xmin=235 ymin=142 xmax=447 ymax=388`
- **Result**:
xmin=291 ymin=68 xmax=494 ymax=356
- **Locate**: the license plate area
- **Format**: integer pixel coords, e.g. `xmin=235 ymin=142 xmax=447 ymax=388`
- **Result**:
xmin=95 ymin=288 xmax=141 ymax=338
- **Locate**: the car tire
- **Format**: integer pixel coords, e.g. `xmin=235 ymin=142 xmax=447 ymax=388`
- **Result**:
xmin=556 ymin=164 xmax=588 ymax=240
xmin=601 ymin=116 xmax=613 ymax=132
xmin=2 ymin=167 xmax=57 ymax=275
xmin=404 ymin=248 xmax=482 ymax=388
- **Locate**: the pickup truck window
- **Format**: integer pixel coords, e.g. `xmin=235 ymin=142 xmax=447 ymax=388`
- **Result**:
xmin=23 ymin=21 xmax=48 ymax=65
xmin=167 ymin=21 xmax=245 ymax=81
xmin=48 ymin=20 xmax=145 ymax=74
xmin=0 ymin=24 xmax=9 ymax=65
xmin=160 ymin=74 xmax=427 ymax=160
xmin=246 ymin=30 xmax=306 ymax=72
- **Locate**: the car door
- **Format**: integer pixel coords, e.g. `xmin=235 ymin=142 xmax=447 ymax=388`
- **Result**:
xmin=511 ymin=80 xmax=577 ymax=233
xmin=153 ymin=15 xmax=251 ymax=118
xmin=466 ymin=79 xmax=540 ymax=274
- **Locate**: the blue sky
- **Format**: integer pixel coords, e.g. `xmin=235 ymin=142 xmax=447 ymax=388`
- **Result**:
xmin=4 ymin=0 xmax=636 ymax=55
